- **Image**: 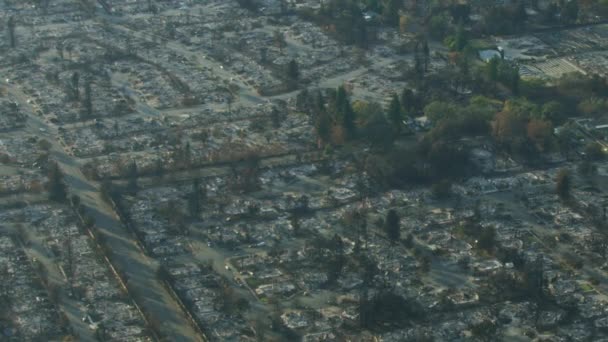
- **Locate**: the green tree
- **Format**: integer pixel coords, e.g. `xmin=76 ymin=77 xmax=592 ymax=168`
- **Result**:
xmin=540 ymin=101 xmax=566 ymax=125
xmin=428 ymin=13 xmax=449 ymax=40
xmin=423 ymin=101 xmax=459 ymax=123
xmin=47 ymin=162 xmax=67 ymax=202
xmin=584 ymin=142 xmax=606 ymax=161
xmin=509 ymin=69 xmax=520 ymax=95
xmin=385 ymin=209 xmax=400 ymax=244
xmin=296 ymin=88 xmax=312 ymax=114
xmin=556 ymin=123 xmax=579 ymax=157
xmin=335 ymin=86 xmax=356 ymax=138
xmin=578 ymin=97 xmax=608 ymax=117
xmin=468 ymin=96 xmax=502 ymax=121
xmin=486 ymin=57 xmax=499 ymax=81
xmin=364 ymin=110 xmax=394 ymax=149
xmin=335 ymin=86 xmax=348 ymax=113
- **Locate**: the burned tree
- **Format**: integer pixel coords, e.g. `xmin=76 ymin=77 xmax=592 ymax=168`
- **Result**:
xmin=82 ymin=80 xmax=93 ymax=119
xmin=230 ymin=152 xmax=261 ymax=193
xmin=188 ymin=178 xmax=205 ymax=219
xmin=287 ymin=59 xmax=299 ymax=83
xmin=7 ymin=16 xmax=16 ymax=48
xmin=556 ymin=169 xmax=571 ymax=201
xmin=71 ymin=72 xmax=80 ymax=100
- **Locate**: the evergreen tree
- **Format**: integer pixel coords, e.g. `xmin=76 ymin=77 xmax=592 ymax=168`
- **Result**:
xmin=271 ymin=107 xmax=282 ymax=128
xmin=47 ymin=162 xmax=67 ymax=202
xmin=296 ymin=88 xmax=311 ymax=114
xmin=365 ymin=112 xmax=394 ymax=149
xmin=335 ymin=86 xmax=348 ymax=113
xmin=188 ymin=179 xmax=202 ymax=218
xmin=422 ymin=38 xmax=430 ymax=72
xmin=342 ymin=99 xmax=356 ymax=138
xmin=315 ymin=110 xmax=331 ymax=147
xmin=454 ymin=20 xmax=467 ymax=51
xmin=127 ymin=161 xmax=138 ymax=193
xmin=401 ymin=88 xmax=415 ymax=115
xmin=385 ymin=209 xmax=400 ymax=244
xmin=335 ymin=86 xmax=355 ymax=138
xmin=556 ymin=169 xmax=571 ymax=200
xmin=287 ymin=59 xmax=299 ymax=83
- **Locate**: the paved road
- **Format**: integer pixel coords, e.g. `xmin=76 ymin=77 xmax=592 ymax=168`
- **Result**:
xmin=6 ymin=84 xmax=205 ymax=342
